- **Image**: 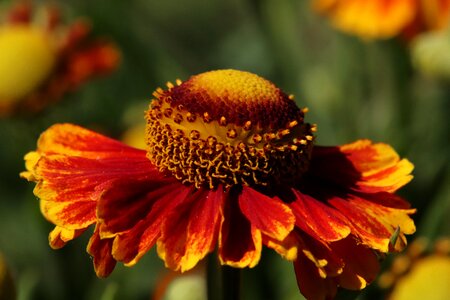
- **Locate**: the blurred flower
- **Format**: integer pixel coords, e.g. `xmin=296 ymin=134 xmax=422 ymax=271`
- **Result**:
xmin=0 ymin=1 xmax=120 ymax=117
xmin=21 ymin=69 xmax=415 ymax=299
xmin=378 ymin=237 xmax=450 ymax=300
xmin=411 ymin=27 xmax=450 ymax=80
xmin=153 ymin=266 xmax=206 ymax=300
xmin=313 ymin=0 xmax=450 ymax=40
xmin=0 ymin=253 xmax=16 ymax=300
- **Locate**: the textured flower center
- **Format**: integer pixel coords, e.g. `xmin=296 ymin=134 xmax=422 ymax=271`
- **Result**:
xmin=146 ymin=69 xmax=316 ymax=189
xmin=0 ymin=26 xmax=56 ymax=101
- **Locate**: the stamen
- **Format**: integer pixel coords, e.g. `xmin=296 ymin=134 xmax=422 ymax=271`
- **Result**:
xmin=145 ymin=70 xmax=315 ymax=189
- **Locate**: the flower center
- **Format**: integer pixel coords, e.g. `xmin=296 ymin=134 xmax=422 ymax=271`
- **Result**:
xmin=0 ymin=26 xmax=56 ymax=101
xmin=146 ymin=69 xmax=316 ymax=189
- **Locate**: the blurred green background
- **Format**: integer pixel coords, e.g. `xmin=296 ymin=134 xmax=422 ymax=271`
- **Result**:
xmin=0 ymin=0 xmax=449 ymax=299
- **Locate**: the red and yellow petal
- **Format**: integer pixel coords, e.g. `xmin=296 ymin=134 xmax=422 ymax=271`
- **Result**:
xmin=87 ymin=226 xmax=116 ymax=278
xmin=294 ymin=253 xmax=338 ymax=300
xmin=48 ymin=226 xmax=86 ymax=249
xmin=21 ymin=123 xmax=153 ymax=233
xmin=219 ymin=188 xmax=262 ymax=268
xmin=310 ymin=140 xmax=414 ymax=193
xmin=329 ymin=194 xmax=416 ymax=252
xmin=157 ymin=188 xmax=224 ymax=272
xmin=108 ymin=183 xmax=192 ymax=266
xmin=330 ymin=237 xmax=380 ymax=290
xmin=290 ymin=189 xmax=351 ymax=242
xmin=263 ymin=232 xmax=299 ymax=261
xmin=239 ymin=186 xmax=295 ymax=241
xmin=294 ymin=236 xmax=381 ymax=299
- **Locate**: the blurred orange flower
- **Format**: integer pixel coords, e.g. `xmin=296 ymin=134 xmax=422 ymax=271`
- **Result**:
xmin=0 ymin=1 xmax=120 ymax=116
xmin=22 ymin=69 xmax=415 ymax=299
xmin=313 ymin=0 xmax=450 ymax=40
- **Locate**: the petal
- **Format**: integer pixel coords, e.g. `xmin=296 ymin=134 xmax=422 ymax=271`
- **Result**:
xmin=290 ymin=189 xmax=351 ymax=242
xmin=48 ymin=226 xmax=86 ymax=249
xmin=157 ymin=188 xmax=224 ymax=272
xmin=219 ymin=188 xmax=262 ymax=268
xmin=263 ymin=232 xmax=299 ymax=261
xmin=329 ymin=194 xmax=416 ymax=252
xmin=22 ymin=123 xmax=154 ymax=231
xmin=239 ymin=186 xmax=295 ymax=241
xmin=296 ymin=231 xmax=344 ymax=279
xmin=97 ymin=178 xmax=178 ymax=237
xmin=294 ymin=254 xmax=338 ymax=300
xmin=110 ymin=183 xmax=192 ymax=266
xmin=87 ymin=226 xmax=116 ymax=278
xmin=330 ymin=237 xmax=380 ymax=290
xmin=309 ymin=140 xmax=414 ymax=194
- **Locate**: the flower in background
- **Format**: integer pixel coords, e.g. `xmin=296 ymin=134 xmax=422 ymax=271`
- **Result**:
xmin=411 ymin=26 xmax=450 ymax=80
xmin=0 ymin=1 xmax=120 ymax=117
xmin=378 ymin=237 xmax=450 ymax=300
xmin=313 ymin=0 xmax=450 ymax=40
xmin=21 ymin=69 xmax=415 ymax=299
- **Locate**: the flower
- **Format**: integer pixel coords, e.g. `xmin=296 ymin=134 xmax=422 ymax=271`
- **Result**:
xmin=0 ymin=1 xmax=120 ymax=117
xmin=411 ymin=27 xmax=450 ymax=80
xmin=21 ymin=69 xmax=415 ymax=299
xmin=378 ymin=238 xmax=450 ymax=300
xmin=313 ymin=0 xmax=450 ymax=40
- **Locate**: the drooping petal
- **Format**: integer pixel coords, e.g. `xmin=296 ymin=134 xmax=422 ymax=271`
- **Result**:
xmin=296 ymin=231 xmax=344 ymax=279
xmin=239 ymin=186 xmax=295 ymax=241
xmin=87 ymin=226 xmax=116 ymax=278
xmin=309 ymin=140 xmax=414 ymax=193
xmin=330 ymin=237 xmax=380 ymax=290
xmin=219 ymin=188 xmax=262 ymax=268
xmin=263 ymin=232 xmax=299 ymax=261
xmin=109 ymin=183 xmax=192 ymax=266
xmin=48 ymin=226 xmax=86 ymax=249
xmin=290 ymin=189 xmax=351 ymax=242
xmin=294 ymin=253 xmax=338 ymax=300
xmin=329 ymin=194 xmax=416 ymax=252
xmin=21 ymin=123 xmax=154 ymax=232
xmin=157 ymin=187 xmax=224 ymax=272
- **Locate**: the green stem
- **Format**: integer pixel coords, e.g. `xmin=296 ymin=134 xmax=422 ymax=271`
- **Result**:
xmin=207 ymin=255 xmax=241 ymax=300
xmin=221 ymin=266 xmax=241 ymax=300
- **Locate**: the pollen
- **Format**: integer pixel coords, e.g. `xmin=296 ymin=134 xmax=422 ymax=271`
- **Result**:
xmin=0 ymin=25 xmax=56 ymax=101
xmin=146 ymin=69 xmax=315 ymax=189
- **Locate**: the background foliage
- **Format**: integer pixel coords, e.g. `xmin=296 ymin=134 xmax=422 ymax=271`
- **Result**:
xmin=0 ymin=0 xmax=449 ymax=299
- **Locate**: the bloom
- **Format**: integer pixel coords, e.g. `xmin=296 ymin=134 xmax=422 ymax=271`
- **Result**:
xmin=313 ymin=0 xmax=450 ymax=40
xmin=0 ymin=1 xmax=120 ymax=116
xmin=22 ymin=69 xmax=415 ymax=299
xmin=378 ymin=238 xmax=450 ymax=300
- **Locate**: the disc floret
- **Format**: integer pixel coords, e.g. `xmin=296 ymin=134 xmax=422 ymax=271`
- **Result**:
xmin=146 ymin=69 xmax=316 ymax=189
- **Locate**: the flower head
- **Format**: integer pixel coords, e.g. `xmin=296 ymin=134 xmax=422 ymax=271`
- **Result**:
xmin=313 ymin=0 xmax=450 ymax=40
xmin=21 ymin=69 xmax=415 ymax=299
xmin=0 ymin=1 xmax=120 ymax=116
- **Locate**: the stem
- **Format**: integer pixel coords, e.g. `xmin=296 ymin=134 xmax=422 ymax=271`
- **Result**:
xmin=207 ymin=254 xmax=242 ymax=300
xmin=221 ymin=266 xmax=241 ymax=300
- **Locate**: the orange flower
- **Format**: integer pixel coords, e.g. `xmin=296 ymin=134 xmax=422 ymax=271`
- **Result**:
xmin=0 ymin=1 xmax=120 ymax=116
xmin=21 ymin=69 xmax=415 ymax=299
xmin=313 ymin=0 xmax=450 ymax=40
